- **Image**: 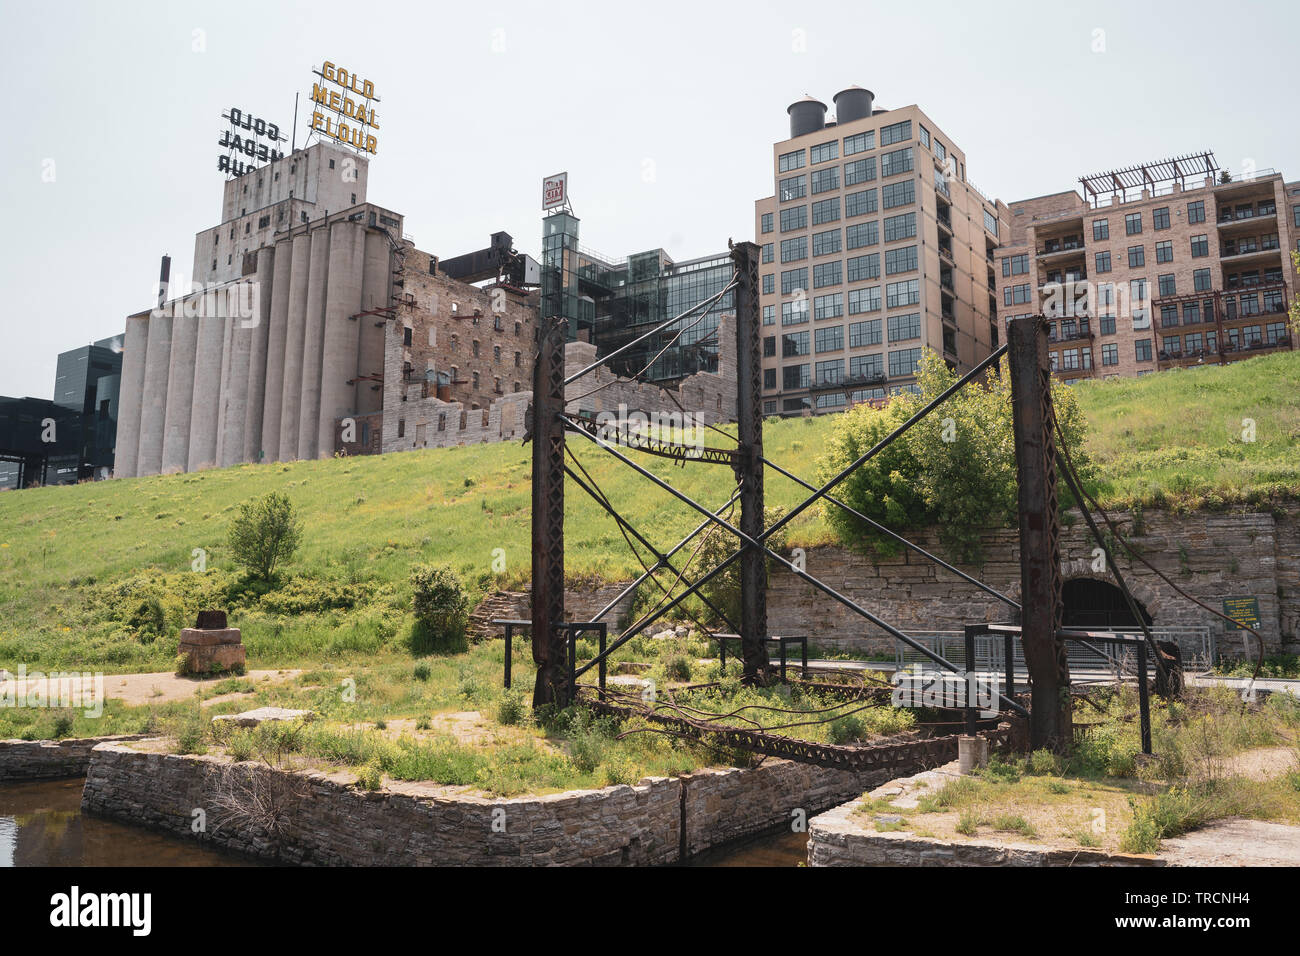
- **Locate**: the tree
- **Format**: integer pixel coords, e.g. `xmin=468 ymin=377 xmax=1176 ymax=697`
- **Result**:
xmin=227 ymin=491 xmax=303 ymax=582
xmin=816 ymin=349 xmax=1091 ymax=564
xmin=409 ymin=563 xmax=469 ymax=650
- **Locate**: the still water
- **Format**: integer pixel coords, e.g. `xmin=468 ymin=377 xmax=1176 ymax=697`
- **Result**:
xmin=0 ymin=778 xmax=256 ymax=867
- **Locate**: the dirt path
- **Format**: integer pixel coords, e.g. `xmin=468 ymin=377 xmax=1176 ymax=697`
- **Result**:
xmin=0 ymin=669 xmax=300 ymax=707
xmin=1161 ymin=819 xmax=1300 ymax=866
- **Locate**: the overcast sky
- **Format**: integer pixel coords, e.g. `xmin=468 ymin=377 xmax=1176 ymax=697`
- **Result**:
xmin=2 ymin=0 xmax=1297 ymax=399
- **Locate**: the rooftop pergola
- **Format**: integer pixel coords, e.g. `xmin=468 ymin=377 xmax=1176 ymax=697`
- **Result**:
xmin=1079 ymin=152 xmax=1219 ymax=207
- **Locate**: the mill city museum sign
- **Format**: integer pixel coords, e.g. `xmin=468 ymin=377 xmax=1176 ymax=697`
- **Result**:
xmin=217 ymin=108 xmax=287 ymax=177
xmin=309 ymin=60 xmax=380 ymax=155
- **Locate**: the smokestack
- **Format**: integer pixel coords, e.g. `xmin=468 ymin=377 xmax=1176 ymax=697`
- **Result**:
xmin=158 ymin=254 xmax=172 ymax=308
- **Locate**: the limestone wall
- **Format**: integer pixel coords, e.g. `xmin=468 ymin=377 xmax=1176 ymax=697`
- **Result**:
xmin=0 ymin=735 xmax=148 ymax=782
xmin=767 ymin=507 xmax=1298 ymax=658
xmin=81 ymin=740 xmax=927 ymax=866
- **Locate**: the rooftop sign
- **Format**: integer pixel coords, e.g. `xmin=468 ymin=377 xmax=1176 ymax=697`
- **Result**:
xmin=309 ymin=60 xmax=380 ymax=155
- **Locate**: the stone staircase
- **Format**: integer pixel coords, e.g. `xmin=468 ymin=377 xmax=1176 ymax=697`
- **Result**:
xmin=468 ymin=590 xmax=528 ymax=640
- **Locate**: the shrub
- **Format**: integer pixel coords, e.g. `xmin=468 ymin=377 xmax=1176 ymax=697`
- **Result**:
xmin=496 ymin=690 xmax=526 ymax=726
xmin=227 ymin=491 xmax=303 ymax=581
xmin=127 ymin=596 xmax=167 ymax=642
xmin=412 ymin=662 xmax=432 ymax=682
xmin=356 ymin=763 xmax=383 ymax=791
xmin=828 ymin=714 xmax=867 ymax=744
xmin=409 ymin=564 xmax=469 ymax=651
xmin=1027 ymin=749 xmax=1062 ymax=776
xmin=956 ymin=810 xmax=980 ymax=835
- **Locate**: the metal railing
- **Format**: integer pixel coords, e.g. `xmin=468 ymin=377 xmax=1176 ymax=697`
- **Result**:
xmin=894 ymin=626 xmax=1213 ymax=674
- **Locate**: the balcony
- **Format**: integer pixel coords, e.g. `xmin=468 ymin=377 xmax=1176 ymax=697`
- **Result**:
xmin=938 ymin=243 xmax=955 ymax=264
xmin=936 ymin=210 xmax=953 ymax=233
xmin=1051 ymin=326 xmax=1096 ymax=344
xmin=1036 ymin=237 xmax=1087 ymax=262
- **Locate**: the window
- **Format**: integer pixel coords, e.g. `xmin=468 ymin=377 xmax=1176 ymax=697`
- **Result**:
xmin=811 ymin=198 xmax=840 ymax=225
xmin=1153 ymin=206 xmax=1170 ymax=230
xmin=880 ymin=147 xmax=913 ymax=177
xmin=780 ymin=206 xmax=807 ymax=232
xmin=844 ymin=157 xmax=876 ymax=185
xmin=781 ymin=267 xmax=808 ymax=295
xmin=848 ymin=286 xmax=882 ymax=315
xmin=1093 ymin=219 xmax=1110 ymax=240
xmin=1002 ymin=254 xmax=1029 ymax=277
xmin=881 ymin=180 xmax=915 ymax=210
xmin=983 ymin=209 xmax=1000 ymax=237
xmin=815 ymin=325 xmax=843 ymax=351
xmin=810 ymin=167 xmax=839 ymax=193
xmin=846 ymin=253 xmax=880 ymax=282
xmin=846 ymin=221 xmax=878 ymax=249
xmin=883 ymin=212 xmax=916 ymax=242
xmin=934 ymin=140 xmax=946 ymax=162
xmin=1101 ymin=343 xmax=1118 ymax=366
xmin=1134 ymin=338 xmax=1153 ymax=362
xmin=884 ymin=245 xmax=918 ymax=275
xmin=1160 ymin=305 xmax=1179 ymax=328
xmin=1193 ymin=268 xmax=1212 ymax=292
xmin=844 ymin=131 xmax=874 ymax=155
xmin=814 ymin=293 xmax=843 ymax=321
xmin=1155 ymin=240 xmax=1173 ymax=264
xmin=762 ymin=274 xmax=774 ymax=295
xmin=778 ymin=150 xmax=805 ymax=173
xmin=1158 ymin=274 xmax=1176 ymax=297
xmin=764 ymin=372 xmax=776 ymax=393
xmin=762 ymin=304 xmax=775 ymax=326
xmin=887 ymin=312 xmax=921 ymax=342
xmin=918 ymin=125 xmax=930 ymax=149
xmin=1182 ymin=301 xmax=1200 ymax=325
xmin=782 ymin=331 xmax=810 ymax=357
xmin=812 ymin=229 xmax=841 ymax=257
xmin=810 ymin=140 xmax=838 ymax=165
xmin=761 ymin=212 xmax=773 ymax=234
xmin=888 ymin=347 xmax=922 ymax=377
xmin=1005 ymin=283 xmax=1032 ymax=306
xmin=779 ymin=175 xmax=806 ymax=202
xmin=812 ymin=261 xmax=841 ymax=288
xmin=1095 ymin=251 xmax=1112 ymax=273
xmin=850 ymin=353 xmax=883 ymax=378
xmin=815 ymin=359 xmax=844 ymax=384
xmin=762 ymin=242 xmax=774 ymax=264
xmin=1188 ymin=200 xmax=1205 ymax=224
xmin=845 ymin=189 xmax=877 ymax=217
xmin=781 ymin=300 xmax=809 ymax=325
xmin=880 ymin=120 xmax=911 ymax=146
xmin=783 ymin=364 xmax=810 ymax=389
xmin=1100 ymin=314 xmax=1116 ymax=335
xmin=886 ymin=279 xmax=920 ymax=308
xmin=1127 ymin=245 xmax=1145 ymax=268
xmin=1125 ymin=212 xmax=1142 ymax=235
xmin=780 ymin=237 xmax=807 ymax=263
xmin=849 ymin=319 xmax=882 ymax=347
xmin=1190 ymin=234 xmax=1209 ymax=257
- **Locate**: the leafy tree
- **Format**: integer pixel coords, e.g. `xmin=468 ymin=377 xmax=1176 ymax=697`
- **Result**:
xmin=691 ymin=506 xmax=789 ymax=627
xmin=227 ymin=491 xmax=303 ymax=582
xmin=409 ymin=563 xmax=469 ymax=650
xmin=816 ymin=349 xmax=1091 ymax=564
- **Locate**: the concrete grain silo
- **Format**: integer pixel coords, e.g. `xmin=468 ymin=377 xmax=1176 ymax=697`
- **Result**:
xmin=187 ymin=308 xmax=225 ymax=472
xmin=160 ymin=309 xmax=199 ymax=474
xmin=242 ymin=246 xmax=275 ymax=464
xmin=317 ymin=219 xmax=366 ymax=457
xmin=135 ymin=313 xmax=173 ymax=476
xmin=278 ymin=232 xmax=312 ymax=462
xmin=113 ymin=313 xmax=149 ymax=478
xmin=260 ymin=238 xmax=293 ymax=462
xmin=296 ymin=226 xmax=332 ymax=461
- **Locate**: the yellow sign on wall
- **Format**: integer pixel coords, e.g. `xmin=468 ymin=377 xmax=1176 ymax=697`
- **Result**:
xmin=310 ymin=60 xmax=380 ymax=154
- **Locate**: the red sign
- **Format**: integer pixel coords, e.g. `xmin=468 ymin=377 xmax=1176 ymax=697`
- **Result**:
xmin=543 ymin=172 xmax=568 ymax=210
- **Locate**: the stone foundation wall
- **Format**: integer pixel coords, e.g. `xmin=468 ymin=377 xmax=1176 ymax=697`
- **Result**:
xmin=767 ymin=507 xmax=1298 ymax=658
xmin=81 ymin=740 xmax=933 ymax=866
xmin=0 ymin=735 xmax=148 ymax=782
xmin=807 ymin=800 xmax=1157 ymax=867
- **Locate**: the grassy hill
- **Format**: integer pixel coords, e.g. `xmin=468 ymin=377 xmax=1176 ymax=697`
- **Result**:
xmin=1 ymin=349 xmax=1296 ymax=671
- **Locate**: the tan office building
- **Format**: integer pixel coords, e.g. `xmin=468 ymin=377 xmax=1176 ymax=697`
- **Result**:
xmin=754 ymin=87 xmax=1010 ymax=415
xmin=996 ymin=154 xmax=1298 ymax=382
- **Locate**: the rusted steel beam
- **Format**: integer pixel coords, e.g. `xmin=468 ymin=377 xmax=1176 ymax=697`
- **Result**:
xmin=530 ymin=316 xmax=569 ymax=707
xmin=1007 ymin=315 xmax=1072 ymax=752
xmin=730 ymin=241 xmax=771 ymax=685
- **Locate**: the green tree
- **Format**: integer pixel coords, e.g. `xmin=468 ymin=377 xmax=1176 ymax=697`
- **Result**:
xmin=816 ymin=349 xmax=1091 ymax=564
xmin=409 ymin=563 xmax=469 ymax=650
xmin=227 ymin=491 xmax=303 ymax=582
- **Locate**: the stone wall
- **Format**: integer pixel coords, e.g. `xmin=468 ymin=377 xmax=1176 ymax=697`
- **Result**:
xmin=0 ymin=735 xmax=148 ymax=782
xmin=806 ymin=800 xmax=1157 ymax=867
xmin=767 ymin=506 xmax=1298 ymax=658
xmin=81 ymin=740 xmax=927 ymax=866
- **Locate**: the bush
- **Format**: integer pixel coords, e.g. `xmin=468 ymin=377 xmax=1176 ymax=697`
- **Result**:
xmin=496 ymin=690 xmax=526 ymax=726
xmin=127 ymin=595 xmax=167 ymax=642
xmin=816 ymin=349 xmax=1091 ymax=563
xmin=409 ymin=564 xmax=469 ymax=651
xmin=227 ymin=491 xmax=303 ymax=581
xmin=828 ymin=714 xmax=867 ymax=744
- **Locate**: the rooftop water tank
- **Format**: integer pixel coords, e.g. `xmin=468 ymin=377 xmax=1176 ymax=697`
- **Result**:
xmin=787 ymin=96 xmax=828 ymax=138
xmin=832 ymin=86 xmax=874 ymax=124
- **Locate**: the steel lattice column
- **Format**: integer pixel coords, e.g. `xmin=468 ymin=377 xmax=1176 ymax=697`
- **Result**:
xmin=531 ymin=316 xmax=569 ymax=707
xmin=1007 ymin=315 xmax=1071 ymax=751
xmin=730 ymin=241 xmax=771 ymax=683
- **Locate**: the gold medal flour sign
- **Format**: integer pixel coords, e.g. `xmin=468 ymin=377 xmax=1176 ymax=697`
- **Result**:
xmin=310 ymin=61 xmax=380 ymax=154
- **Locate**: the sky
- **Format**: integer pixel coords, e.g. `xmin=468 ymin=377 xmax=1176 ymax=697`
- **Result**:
xmin=2 ymin=0 xmax=1297 ymax=399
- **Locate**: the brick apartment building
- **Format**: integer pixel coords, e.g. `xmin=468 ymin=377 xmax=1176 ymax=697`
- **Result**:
xmin=996 ymin=154 xmax=1298 ymax=382
xmin=755 ymin=87 xmax=1011 ymax=416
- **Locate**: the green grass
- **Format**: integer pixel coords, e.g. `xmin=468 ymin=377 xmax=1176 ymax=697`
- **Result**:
xmin=0 ymin=350 xmax=1296 ymax=674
